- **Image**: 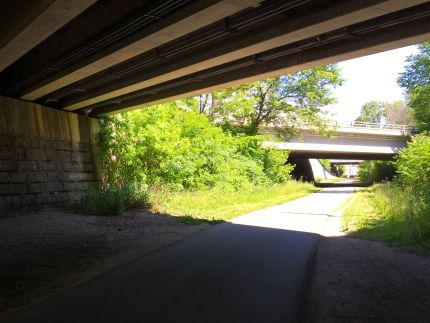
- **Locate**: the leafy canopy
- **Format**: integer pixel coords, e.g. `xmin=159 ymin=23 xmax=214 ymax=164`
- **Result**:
xmin=98 ymin=103 xmax=293 ymax=190
xmin=185 ymin=65 xmax=343 ymax=135
xmin=398 ymin=42 xmax=430 ymax=131
xmin=355 ymin=100 xmax=412 ymax=125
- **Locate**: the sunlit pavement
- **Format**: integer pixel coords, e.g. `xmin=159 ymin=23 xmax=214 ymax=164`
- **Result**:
xmin=1 ymin=187 xmax=357 ymax=323
xmin=231 ymin=185 xmax=356 ymax=237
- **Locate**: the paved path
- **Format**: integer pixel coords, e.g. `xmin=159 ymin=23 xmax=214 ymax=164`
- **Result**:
xmin=2 ymin=186 xmax=355 ymax=323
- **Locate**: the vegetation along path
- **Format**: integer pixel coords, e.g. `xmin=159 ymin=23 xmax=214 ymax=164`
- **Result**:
xmin=3 ymin=186 xmax=354 ymax=323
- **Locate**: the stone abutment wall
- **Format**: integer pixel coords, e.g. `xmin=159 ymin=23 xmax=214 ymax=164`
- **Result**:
xmin=0 ymin=96 xmax=99 ymax=209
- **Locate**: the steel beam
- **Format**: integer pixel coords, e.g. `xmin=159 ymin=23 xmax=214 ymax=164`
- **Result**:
xmin=61 ymin=0 xmax=430 ymax=111
xmin=89 ymin=12 xmax=430 ymax=115
xmin=0 ymin=0 xmax=96 ymax=72
xmin=20 ymin=0 xmax=262 ymax=101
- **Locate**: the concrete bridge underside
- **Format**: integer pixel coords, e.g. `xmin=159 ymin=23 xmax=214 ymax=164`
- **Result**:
xmin=268 ymin=129 xmax=409 ymax=160
xmin=0 ymin=0 xmax=430 ymax=117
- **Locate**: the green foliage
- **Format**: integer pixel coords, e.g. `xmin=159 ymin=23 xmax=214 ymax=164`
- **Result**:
xmin=398 ymin=42 xmax=430 ymax=130
xmin=79 ymin=183 xmax=148 ymax=215
xmin=319 ymin=159 xmax=331 ymax=170
xmin=398 ymin=42 xmax=430 ymax=92
xmin=98 ymin=104 xmax=293 ymax=191
xmin=342 ymin=184 xmax=430 ymax=252
xmin=408 ymin=85 xmax=430 ymax=131
xmin=358 ymin=160 xmax=396 ymax=184
xmin=395 ymin=133 xmax=430 ymax=195
xmin=343 ymin=134 xmax=430 ymax=251
xmin=356 ymin=101 xmax=386 ymax=123
xmin=149 ymin=182 xmax=318 ymax=223
xmin=195 ymin=65 xmax=343 ymax=135
xmin=337 ymin=164 xmax=346 ymax=177
xmin=355 ymin=100 xmax=413 ymax=126
xmin=384 ymin=101 xmax=413 ymax=125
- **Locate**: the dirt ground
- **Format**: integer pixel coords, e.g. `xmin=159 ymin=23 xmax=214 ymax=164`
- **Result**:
xmin=0 ymin=209 xmax=208 ymax=315
xmin=304 ymin=236 xmax=430 ymax=323
xmin=2 ymin=204 xmax=430 ymax=322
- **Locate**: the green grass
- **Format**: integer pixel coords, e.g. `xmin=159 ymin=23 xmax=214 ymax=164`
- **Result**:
xmin=149 ymin=181 xmax=318 ymax=224
xmin=319 ymin=177 xmax=346 ymax=184
xmin=342 ymin=183 xmax=430 ymax=253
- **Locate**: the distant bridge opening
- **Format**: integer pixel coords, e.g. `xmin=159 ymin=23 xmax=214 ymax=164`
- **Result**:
xmin=263 ymin=121 xmax=412 ymax=160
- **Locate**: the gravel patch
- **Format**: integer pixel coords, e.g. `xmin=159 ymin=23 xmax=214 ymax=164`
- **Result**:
xmin=304 ymin=236 xmax=430 ymax=323
xmin=0 ymin=209 xmax=208 ymax=314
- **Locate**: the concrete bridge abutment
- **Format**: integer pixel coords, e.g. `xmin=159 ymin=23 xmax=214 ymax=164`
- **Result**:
xmin=0 ymin=96 xmax=99 ymax=209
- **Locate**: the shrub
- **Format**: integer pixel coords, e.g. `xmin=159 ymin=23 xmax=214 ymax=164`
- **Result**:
xmin=395 ymin=133 xmax=430 ymax=194
xmin=358 ymin=160 xmax=396 ymax=184
xmin=79 ymin=183 xmax=149 ymax=215
xmin=98 ymin=104 xmax=293 ymax=191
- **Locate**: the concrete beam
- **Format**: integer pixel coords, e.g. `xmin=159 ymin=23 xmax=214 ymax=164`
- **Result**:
xmin=91 ymin=12 xmax=430 ymax=116
xmin=20 ymin=0 xmax=262 ymax=101
xmin=62 ymin=0 xmax=430 ymax=111
xmin=0 ymin=0 xmax=96 ymax=72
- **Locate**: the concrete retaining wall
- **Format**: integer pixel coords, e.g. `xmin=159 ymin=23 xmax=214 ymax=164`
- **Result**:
xmin=0 ymin=96 xmax=99 ymax=209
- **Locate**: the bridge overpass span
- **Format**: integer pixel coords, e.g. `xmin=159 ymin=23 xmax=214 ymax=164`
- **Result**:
xmin=1 ymin=0 xmax=430 ymax=116
xmin=263 ymin=122 xmax=412 ymax=160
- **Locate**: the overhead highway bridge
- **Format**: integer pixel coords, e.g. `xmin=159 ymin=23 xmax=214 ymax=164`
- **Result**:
xmin=263 ymin=121 xmax=413 ymax=160
xmin=1 ymin=0 xmax=430 ymax=116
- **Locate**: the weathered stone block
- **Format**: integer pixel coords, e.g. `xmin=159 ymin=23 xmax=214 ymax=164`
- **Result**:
xmin=21 ymin=194 xmax=38 ymax=205
xmin=0 ymin=195 xmax=20 ymax=207
xmin=38 ymin=160 xmax=59 ymax=171
xmin=44 ymin=149 xmax=57 ymax=161
xmin=14 ymin=147 xmax=26 ymax=160
xmin=26 ymin=183 xmax=42 ymax=193
xmin=58 ymin=150 xmax=71 ymax=162
xmin=12 ymin=136 xmax=32 ymax=147
xmin=82 ymin=162 xmax=95 ymax=172
xmin=64 ymin=161 xmax=83 ymax=172
xmin=81 ymin=152 xmax=93 ymax=163
xmin=26 ymin=148 xmax=46 ymax=161
xmin=0 ymin=172 xmax=9 ymax=183
xmin=31 ymin=172 xmax=48 ymax=183
xmin=10 ymin=172 xmax=26 ymax=183
xmin=42 ymin=182 xmax=63 ymax=193
xmin=0 ymin=134 xmax=11 ymax=146
xmin=0 ymin=160 xmax=15 ymax=171
xmin=0 ymin=148 xmax=10 ymax=160
xmin=37 ymin=191 xmax=68 ymax=204
xmin=16 ymin=161 xmax=38 ymax=171
xmin=68 ymin=172 xmax=96 ymax=182
xmin=72 ymin=143 xmax=90 ymax=152
xmin=0 ymin=184 xmax=25 ymax=195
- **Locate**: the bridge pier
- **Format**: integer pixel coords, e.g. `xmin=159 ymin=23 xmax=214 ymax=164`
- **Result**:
xmin=0 ymin=96 xmax=99 ymax=209
xmin=288 ymin=158 xmax=314 ymax=183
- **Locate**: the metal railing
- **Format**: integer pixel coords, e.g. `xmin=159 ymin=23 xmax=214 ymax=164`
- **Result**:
xmin=333 ymin=121 xmax=413 ymax=131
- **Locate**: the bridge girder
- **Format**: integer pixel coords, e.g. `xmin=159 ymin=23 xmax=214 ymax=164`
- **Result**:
xmin=0 ymin=0 xmax=429 ymax=116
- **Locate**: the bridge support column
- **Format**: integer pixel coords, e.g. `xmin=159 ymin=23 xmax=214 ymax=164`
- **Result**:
xmin=287 ymin=157 xmax=315 ymax=182
xmin=0 ymin=96 xmax=99 ymax=209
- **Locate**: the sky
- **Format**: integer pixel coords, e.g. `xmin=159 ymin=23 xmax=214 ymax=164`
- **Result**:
xmin=325 ymin=45 xmax=419 ymax=121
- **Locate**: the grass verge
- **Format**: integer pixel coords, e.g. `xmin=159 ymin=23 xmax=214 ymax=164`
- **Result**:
xmin=319 ymin=177 xmax=346 ymax=184
xmin=149 ymin=181 xmax=318 ymax=224
xmin=342 ymin=183 xmax=430 ymax=253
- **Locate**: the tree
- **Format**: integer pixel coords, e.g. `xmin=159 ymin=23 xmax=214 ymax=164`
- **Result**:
xmin=384 ymin=101 xmax=413 ymax=125
xmin=185 ymin=65 xmax=343 ymax=135
xmin=355 ymin=101 xmax=386 ymax=123
xmin=398 ymin=42 xmax=430 ymax=131
xmin=355 ymin=100 xmax=413 ymax=126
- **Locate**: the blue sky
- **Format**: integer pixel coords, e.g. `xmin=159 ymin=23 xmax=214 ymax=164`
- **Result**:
xmin=326 ymin=45 xmax=419 ymax=121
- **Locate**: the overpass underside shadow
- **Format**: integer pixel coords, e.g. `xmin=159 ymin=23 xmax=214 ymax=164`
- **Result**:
xmin=314 ymin=182 xmax=369 ymax=188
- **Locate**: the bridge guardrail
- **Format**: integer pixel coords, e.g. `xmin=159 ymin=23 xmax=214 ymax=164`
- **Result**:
xmin=333 ymin=121 xmax=414 ymax=132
